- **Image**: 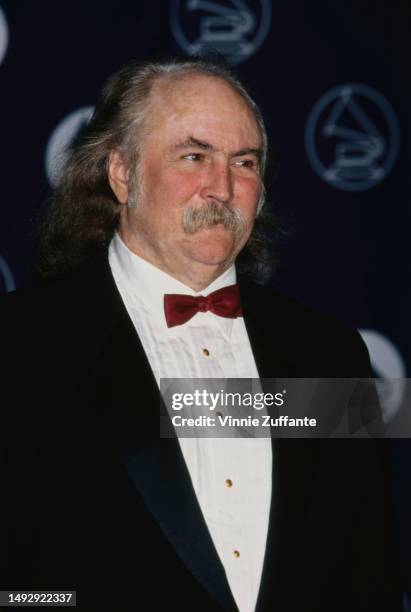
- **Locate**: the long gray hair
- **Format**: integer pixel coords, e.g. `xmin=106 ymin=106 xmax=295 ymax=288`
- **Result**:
xmin=35 ymin=57 xmax=276 ymax=281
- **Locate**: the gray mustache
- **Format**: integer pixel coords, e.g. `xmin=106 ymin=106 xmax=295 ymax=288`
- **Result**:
xmin=182 ymin=202 xmax=246 ymax=239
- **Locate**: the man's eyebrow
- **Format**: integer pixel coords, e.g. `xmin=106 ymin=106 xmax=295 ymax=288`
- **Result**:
xmin=232 ymin=147 xmax=262 ymax=160
xmin=173 ymin=136 xmax=262 ymax=160
xmin=173 ymin=136 xmax=213 ymax=151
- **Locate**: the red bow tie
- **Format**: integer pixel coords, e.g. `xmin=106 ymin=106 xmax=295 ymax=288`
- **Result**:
xmin=164 ymin=284 xmax=243 ymax=328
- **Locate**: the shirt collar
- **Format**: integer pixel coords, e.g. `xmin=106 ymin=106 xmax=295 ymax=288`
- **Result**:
xmin=109 ymin=232 xmax=237 ymax=336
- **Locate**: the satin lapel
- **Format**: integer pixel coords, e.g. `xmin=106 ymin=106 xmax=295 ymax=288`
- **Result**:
xmin=121 ymin=441 xmax=237 ymax=610
xmin=255 ymin=438 xmax=320 ymax=609
xmin=238 ymin=278 xmax=319 ymax=608
xmin=80 ymin=257 xmax=237 ymax=611
xmin=238 ymin=278 xmax=300 ymax=379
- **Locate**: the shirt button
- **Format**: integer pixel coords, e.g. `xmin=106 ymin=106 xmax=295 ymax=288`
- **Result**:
xmin=202 ymin=348 xmax=210 ymax=356
xmin=233 ymin=550 xmax=240 ymax=558
xmin=225 ymin=479 xmax=233 ymax=488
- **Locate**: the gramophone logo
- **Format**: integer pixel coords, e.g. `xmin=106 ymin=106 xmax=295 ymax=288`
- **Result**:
xmin=45 ymin=106 xmax=94 ymax=187
xmin=170 ymin=0 xmax=271 ymax=65
xmin=359 ymin=329 xmax=406 ymax=423
xmin=0 ymin=255 xmax=15 ymax=293
xmin=0 ymin=6 xmax=9 ymax=66
xmin=305 ymin=84 xmax=400 ymax=192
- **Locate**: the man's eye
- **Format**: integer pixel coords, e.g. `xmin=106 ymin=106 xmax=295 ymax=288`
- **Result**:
xmin=183 ymin=153 xmax=202 ymax=161
xmin=235 ymin=159 xmax=256 ymax=169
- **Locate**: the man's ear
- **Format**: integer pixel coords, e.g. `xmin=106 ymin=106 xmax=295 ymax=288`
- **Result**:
xmin=108 ymin=149 xmax=129 ymax=204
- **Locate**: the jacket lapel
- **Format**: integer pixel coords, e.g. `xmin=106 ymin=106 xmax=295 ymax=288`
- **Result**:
xmin=75 ymin=256 xmax=237 ymax=610
xmin=239 ymin=277 xmax=319 ymax=609
xmin=121 ymin=441 xmax=237 ymax=610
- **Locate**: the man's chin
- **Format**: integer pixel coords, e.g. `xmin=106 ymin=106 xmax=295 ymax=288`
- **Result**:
xmin=182 ymin=221 xmax=247 ymax=260
xmin=185 ymin=246 xmax=236 ymax=269
xmin=184 ymin=228 xmax=245 ymax=265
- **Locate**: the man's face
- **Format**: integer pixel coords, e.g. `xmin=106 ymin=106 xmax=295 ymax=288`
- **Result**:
xmin=116 ymin=75 xmax=263 ymax=286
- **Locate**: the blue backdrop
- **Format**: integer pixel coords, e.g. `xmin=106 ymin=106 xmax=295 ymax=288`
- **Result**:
xmin=0 ymin=0 xmax=409 ymax=604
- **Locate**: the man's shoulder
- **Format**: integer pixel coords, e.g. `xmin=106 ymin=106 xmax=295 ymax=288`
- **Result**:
xmin=0 ymin=255 xmax=120 ymax=344
xmin=2 ymin=252 xmax=113 ymax=302
xmin=239 ymin=275 xmax=358 ymax=335
xmin=238 ymin=276 xmax=371 ymax=376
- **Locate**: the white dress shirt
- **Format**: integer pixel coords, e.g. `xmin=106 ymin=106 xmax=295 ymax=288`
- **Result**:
xmin=109 ymin=233 xmax=272 ymax=612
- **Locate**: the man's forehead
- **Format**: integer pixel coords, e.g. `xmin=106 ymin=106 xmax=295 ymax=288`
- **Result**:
xmin=149 ymin=74 xmax=257 ymax=121
xmin=147 ymin=75 xmax=262 ymax=146
xmin=152 ymin=72 xmax=237 ymax=101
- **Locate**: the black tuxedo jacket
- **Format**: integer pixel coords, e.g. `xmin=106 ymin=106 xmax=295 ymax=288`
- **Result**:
xmin=0 ymin=255 xmax=403 ymax=611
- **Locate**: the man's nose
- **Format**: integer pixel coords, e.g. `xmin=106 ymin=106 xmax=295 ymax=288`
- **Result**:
xmin=200 ymin=161 xmax=233 ymax=204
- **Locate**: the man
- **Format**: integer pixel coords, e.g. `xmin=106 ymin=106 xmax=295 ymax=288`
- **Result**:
xmin=0 ymin=58 xmax=403 ymax=611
